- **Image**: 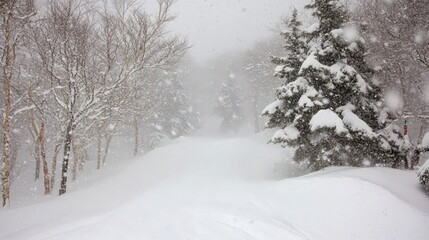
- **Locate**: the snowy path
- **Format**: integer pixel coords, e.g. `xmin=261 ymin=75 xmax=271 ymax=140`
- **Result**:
xmin=1 ymin=137 xmax=429 ymax=240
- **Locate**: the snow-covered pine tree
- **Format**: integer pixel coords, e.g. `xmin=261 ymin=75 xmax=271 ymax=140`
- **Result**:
xmin=264 ymin=0 xmax=408 ymax=170
xmin=215 ymin=77 xmax=243 ymax=133
xmin=143 ymin=72 xmax=198 ymax=151
xmin=271 ymin=8 xmax=308 ymax=82
xmin=263 ymin=8 xmax=308 ymax=132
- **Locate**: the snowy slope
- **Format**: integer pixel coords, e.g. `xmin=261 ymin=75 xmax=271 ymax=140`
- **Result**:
xmin=0 ymin=137 xmax=428 ymax=240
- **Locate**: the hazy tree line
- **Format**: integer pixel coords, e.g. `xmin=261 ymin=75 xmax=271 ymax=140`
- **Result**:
xmin=207 ymin=40 xmax=284 ymax=133
xmin=0 ymin=0 xmax=192 ymax=207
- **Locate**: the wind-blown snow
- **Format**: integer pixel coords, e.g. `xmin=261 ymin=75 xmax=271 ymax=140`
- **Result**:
xmin=0 ymin=137 xmax=428 ymax=240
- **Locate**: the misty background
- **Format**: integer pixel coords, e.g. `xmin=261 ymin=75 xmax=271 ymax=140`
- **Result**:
xmin=0 ymin=0 xmax=428 ymax=208
xmin=163 ymin=0 xmax=309 ymax=133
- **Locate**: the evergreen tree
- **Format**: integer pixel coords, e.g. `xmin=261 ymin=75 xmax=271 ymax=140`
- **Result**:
xmin=271 ymin=8 xmax=308 ymax=82
xmin=215 ymin=78 xmax=243 ymax=133
xmin=263 ymin=8 xmax=309 ymax=132
xmin=143 ymin=73 xmax=199 ymax=151
xmin=264 ymin=0 xmax=408 ymax=170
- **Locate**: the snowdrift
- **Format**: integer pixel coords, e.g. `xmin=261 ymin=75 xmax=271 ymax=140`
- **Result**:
xmin=0 ymin=137 xmax=428 ymax=240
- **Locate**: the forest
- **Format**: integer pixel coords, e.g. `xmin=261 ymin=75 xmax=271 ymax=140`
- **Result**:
xmin=0 ymin=0 xmax=428 ymax=239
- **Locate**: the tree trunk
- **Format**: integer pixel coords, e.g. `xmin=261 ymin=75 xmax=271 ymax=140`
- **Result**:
xmin=413 ymin=122 xmax=428 ymax=168
xmin=97 ymin=131 xmax=102 ymax=169
xmin=71 ymin=141 xmax=79 ymax=182
xmin=1 ymin=96 xmax=11 ymax=207
xmin=50 ymin=143 xmax=61 ymax=192
xmin=9 ymin=139 xmax=18 ymax=184
xmin=34 ymin=140 xmax=41 ymax=181
xmin=59 ymin=120 xmax=73 ymax=196
xmin=2 ymin=10 xmax=13 ymax=207
xmin=412 ymin=146 xmax=429 ymax=169
xmin=412 ymin=149 xmax=421 ymax=169
xmin=102 ymin=134 xmax=113 ymax=166
xmin=134 ymin=117 xmax=140 ymax=156
xmin=39 ymin=122 xmax=50 ymax=195
xmin=404 ymin=155 xmax=409 ymax=170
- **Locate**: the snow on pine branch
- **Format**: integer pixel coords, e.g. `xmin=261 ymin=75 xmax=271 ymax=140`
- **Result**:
xmin=309 ymin=109 xmax=348 ymax=134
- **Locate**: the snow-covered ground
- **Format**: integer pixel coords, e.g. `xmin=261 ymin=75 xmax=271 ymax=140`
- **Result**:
xmin=1 ymin=136 xmax=428 ymax=240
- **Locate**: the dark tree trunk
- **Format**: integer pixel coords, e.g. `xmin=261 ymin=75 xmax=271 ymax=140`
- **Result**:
xmin=1 ymin=10 xmax=13 ymax=207
xmin=39 ymin=122 xmax=50 ymax=195
xmin=34 ymin=140 xmax=41 ymax=181
xmin=59 ymin=120 xmax=73 ymax=196
xmin=50 ymin=143 xmax=61 ymax=192
xmin=71 ymin=141 xmax=79 ymax=182
xmin=413 ymin=123 xmax=428 ymax=169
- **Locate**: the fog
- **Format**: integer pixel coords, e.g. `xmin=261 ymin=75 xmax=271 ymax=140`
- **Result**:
xmin=164 ymin=0 xmax=308 ymax=63
xmin=140 ymin=0 xmax=308 ymax=133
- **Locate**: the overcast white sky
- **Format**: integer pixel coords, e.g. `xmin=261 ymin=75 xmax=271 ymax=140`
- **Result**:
xmin=155 ymin=0 xmax=308 ymax=63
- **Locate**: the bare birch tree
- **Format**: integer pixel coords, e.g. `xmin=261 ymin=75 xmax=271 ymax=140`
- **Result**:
xmin=26 ymin=0 xmax=187 ymax=195
xmin=1 ymin=0 xmax=35 ymax=206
